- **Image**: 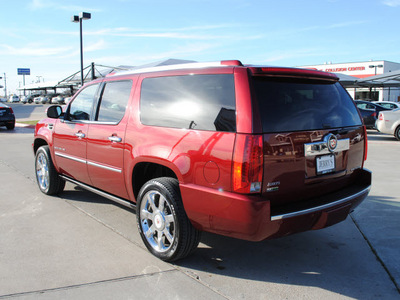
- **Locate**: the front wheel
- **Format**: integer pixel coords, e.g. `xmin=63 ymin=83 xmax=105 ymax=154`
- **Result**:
xmin=136 ymin=177 xmax=201 ymax=262
xmin=395 ymin=126 xmax=400 ymax=141
xmin=35 ymin=146 xmax=65 ymax=195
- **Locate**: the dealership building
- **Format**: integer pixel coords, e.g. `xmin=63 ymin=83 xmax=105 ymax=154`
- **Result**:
xmin=301 ymin=60 xmax=400 ymax=102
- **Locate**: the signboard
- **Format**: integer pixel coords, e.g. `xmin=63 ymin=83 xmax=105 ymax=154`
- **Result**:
xmin=17 ymin=68 xmax=30 ymax=75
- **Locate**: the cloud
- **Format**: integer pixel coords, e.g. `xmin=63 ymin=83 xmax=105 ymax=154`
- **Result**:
xmin=382 ymin=0 xmax=400 ymax=6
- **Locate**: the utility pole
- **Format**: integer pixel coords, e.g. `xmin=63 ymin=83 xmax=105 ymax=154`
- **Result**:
xmin=3 ymin=73 xmax=7 ymax=98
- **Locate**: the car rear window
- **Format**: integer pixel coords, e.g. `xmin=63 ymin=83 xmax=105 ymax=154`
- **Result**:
xmin=252 ymin=77 xmax=362 ymax=133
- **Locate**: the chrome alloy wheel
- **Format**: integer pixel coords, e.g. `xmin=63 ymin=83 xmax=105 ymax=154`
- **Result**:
xmin=36 ymin=152 xmax=49 ymax=192
xmin=139 ymin=190 xmax=176 ymax=253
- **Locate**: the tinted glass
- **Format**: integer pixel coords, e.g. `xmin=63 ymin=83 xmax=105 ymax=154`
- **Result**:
xmin=140 ymin=74 xmax=236 ymax=132
xmin=253 ymin=77 xmax=362 ymax=133
xmin=69 ymin=84 xmax=99 ymax=121
xmin=97 ymin=80 xmax=132 ymax=123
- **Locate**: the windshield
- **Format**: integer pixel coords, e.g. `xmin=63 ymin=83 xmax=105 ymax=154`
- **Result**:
xmin=252 ymin=77 xmax=362 ymax=133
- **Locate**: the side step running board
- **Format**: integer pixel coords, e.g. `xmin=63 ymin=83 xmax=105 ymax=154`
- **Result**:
xmin=59 ymin=175 xmax=136 ymax=210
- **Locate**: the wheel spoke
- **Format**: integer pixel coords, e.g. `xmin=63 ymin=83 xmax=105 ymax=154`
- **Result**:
xmin=147 ymin=192 xmax=158 ymax=212
xmin=156 ymin=232 xmax=164 ymax=249
xmin=145 ymin=224 xmax=156 ymax=238
xmin=163 ymin=228 xmax=174 ymax=244
xmin=165 ymin=214 xmax=174 ymax=225
xmin=158 ymin=196 xmax=165 ymax=212
xmin=140 ymin=209 xmax=153 ymax=220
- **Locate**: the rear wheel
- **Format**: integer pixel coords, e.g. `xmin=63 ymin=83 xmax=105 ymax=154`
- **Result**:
xmin=6 ymin=122 xmax=15 ymax=130
xmin=136 ymin=177 xmax=201 ymax=261
xmin=395 ymin=126 xmax=400 ymax=141
xmin=35 ymin=146 xmax=65 ymax=195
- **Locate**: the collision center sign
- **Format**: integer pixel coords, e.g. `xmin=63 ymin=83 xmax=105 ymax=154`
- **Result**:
xmin=17 ymin=68 xmax=30 ymax=75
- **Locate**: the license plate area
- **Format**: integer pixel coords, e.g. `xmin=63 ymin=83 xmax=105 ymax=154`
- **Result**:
xmin=316 ymin=154 xmax=335 ymax=175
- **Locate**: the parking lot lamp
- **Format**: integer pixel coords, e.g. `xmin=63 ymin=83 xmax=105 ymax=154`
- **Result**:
xmin=71 ymin=12 xmax=91 ymax=86
xmin=369 ymin=64 xmax=383 ymax=100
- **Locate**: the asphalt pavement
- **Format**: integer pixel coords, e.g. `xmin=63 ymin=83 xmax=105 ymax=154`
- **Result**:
xmin=0 ymin=104 xmax=399 ymax=299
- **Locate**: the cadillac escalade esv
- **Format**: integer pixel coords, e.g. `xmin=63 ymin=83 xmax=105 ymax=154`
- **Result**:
xmin=33 ymin=60 xmax=371 ymax=261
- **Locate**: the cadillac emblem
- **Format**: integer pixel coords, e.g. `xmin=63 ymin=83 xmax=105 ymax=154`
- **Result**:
xmin=327 ymin=134 xmax=338 ymax=152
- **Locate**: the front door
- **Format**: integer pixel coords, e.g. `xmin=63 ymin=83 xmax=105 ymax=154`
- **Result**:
xmin=53 ymin=83 xmax=99 ymax=185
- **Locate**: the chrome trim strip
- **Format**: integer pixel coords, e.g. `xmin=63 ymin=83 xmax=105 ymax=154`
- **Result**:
xmin=87 ymin=161 xmax=122 ymax=173
xmin=304 ymin=138 xmax=350 ymax=157
xmin=270 ymin=185 xmax=371 ymax=221
xmin=55 ymin=152 xmax=122 ymax=173
xmin=55 ymin=151 xmax=86 ymax=164
xmin=59 ymin=175 xmax=136 ymax=210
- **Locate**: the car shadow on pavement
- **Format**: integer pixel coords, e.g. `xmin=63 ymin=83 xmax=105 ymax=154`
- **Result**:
xmin=60 ymin=185 xmax=136 ymax=213
xmin=176 ymin=220 xmax=396 ymax=299
xmin=0 ymin=126 xmax=35 ymax=134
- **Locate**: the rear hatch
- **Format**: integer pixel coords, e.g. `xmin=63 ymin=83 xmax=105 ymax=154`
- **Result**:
xmin=249 ymin=68 xmax=366 ymax=213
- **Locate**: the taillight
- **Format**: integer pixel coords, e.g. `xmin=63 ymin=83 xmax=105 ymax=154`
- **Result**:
xmin=371 ymin=112 xmax=376 ymax=118
xmin=232 ymin=134 xmax=263 ymax=194
xmin=363 ymin=125 xmax=368 ymax=166
xmin=378 ymin=113 xmax=383 ymax=121
xmin=9 ymin=108 xmax=14 ymax=113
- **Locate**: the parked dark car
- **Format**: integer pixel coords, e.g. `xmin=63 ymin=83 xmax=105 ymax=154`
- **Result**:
xmin=355 ymin=100 xmax=391 ymax=129
xmin=34 ymin=60 xmax=371 ymax=261
xmin=0 ymin=102 xmax=15 ymax=130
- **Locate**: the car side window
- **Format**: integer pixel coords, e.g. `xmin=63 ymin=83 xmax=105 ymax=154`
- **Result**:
xmin=366 ymin=103 xmax=375 ymax=109
xmin=96 ymin=80 xmax=132 ymax=123
xmin=69 ymin=84 xmax=99 ymax=121
xmin=140 ymin=74 xmax=236 ymax=132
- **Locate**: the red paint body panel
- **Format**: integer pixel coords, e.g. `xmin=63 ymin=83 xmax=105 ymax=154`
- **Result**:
xmin=53 ymin=121 xmax=91 ymax=185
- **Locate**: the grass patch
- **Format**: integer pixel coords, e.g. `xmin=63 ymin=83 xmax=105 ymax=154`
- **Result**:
xmin=18 ymin=120 xmax=39 ymax=125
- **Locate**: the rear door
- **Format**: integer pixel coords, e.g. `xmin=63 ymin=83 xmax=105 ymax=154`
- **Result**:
xmin=86 ymin=79 xmax=135 ymax=199
xmin=251 ymin=75 xmax=365 ymax=206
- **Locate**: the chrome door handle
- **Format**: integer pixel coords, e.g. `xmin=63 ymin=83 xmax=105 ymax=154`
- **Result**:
xmin=108 ymin=136 xmax=122 ymax=143
xmin=75 ymin=132 xmax=86 ymax=139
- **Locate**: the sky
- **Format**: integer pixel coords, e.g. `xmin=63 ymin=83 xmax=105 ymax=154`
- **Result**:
xmin=1 ymin=0 xmax=400 ymax=94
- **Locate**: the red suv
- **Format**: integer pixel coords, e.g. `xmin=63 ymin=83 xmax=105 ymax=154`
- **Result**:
xmin=34 ymin=60 xmax=371 ymax=261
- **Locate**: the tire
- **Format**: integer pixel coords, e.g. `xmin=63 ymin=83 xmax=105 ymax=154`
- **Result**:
xmin=35 ymin=146 xmax=65 ymax=195
xmin=136 ymin=177 xmax=201 ymax=262
xmin=6 ymin=122 xmax=15 ymax=130
xmin=395 ymin=126 xmax=400 ymax=141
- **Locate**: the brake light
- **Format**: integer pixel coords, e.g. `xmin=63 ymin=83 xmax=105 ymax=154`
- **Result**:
xmin=363 ymin=125 xmax=368 ymax=166
xmin=232 ymin=134 xmax=263 ymax=194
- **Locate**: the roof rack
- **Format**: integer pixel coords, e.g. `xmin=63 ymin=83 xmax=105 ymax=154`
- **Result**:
xmin=110 ymin=59 xmax=243 ymax=77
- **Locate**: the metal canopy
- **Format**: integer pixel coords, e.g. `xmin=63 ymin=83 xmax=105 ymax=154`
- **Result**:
xmin=356 ymin=69 xmax=400 ymax=87
xmin=18 ymin=63 xmax=133 ymax=92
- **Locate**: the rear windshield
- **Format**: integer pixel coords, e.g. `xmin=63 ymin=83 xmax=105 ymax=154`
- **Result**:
xmin=252 ymin=77 xmax=362 ymax=133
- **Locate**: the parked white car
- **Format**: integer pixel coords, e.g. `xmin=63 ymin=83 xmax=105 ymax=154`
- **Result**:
xmin=372 ymin=101 xmax=400 ymax=110
xmin=34 ymin=95 xmax=51 ymax=104
xmin=8 ymin=95 xmax=20 ymax=103
xmin=376 ymin=108 xmax=400 ymax=140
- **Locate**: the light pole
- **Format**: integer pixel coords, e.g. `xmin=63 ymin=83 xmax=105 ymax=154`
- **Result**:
xmin=369 ymin=64 xmax=383 ymax=100
xmin=369 ymin=64 xmax=383 ymax=75
xmin=71 ymin=12 xmax=91 ymax=86
xmin=1 ymin=73 xmax=7 ymax=98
